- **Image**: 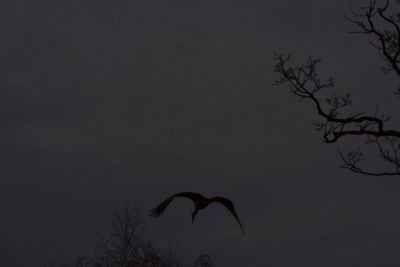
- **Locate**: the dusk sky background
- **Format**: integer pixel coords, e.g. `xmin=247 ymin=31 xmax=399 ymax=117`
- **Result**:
xmin=1 ymin=0 xmax=400 ymax=266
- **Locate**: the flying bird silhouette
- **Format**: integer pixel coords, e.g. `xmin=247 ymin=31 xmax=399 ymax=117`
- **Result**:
xmin=150 ymin=192 xmax=245 ymax=234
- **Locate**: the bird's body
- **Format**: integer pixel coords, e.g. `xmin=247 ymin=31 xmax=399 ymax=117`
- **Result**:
xmin=150 ymin=192 xmax=245 ymax=234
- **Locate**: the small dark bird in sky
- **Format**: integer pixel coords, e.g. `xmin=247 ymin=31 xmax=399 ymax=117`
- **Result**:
xmin=150 ymin=192 xmax=245 ymax=234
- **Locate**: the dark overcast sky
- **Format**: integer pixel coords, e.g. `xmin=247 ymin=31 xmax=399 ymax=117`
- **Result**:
xmin=1 ymin=0 xmax=400 ymax=266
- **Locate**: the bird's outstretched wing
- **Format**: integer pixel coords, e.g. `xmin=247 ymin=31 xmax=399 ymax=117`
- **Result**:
xmin=149 ymin=192 xmax=204 ymax=218
xmin=210 ymin=197 xmax=245 ymax=234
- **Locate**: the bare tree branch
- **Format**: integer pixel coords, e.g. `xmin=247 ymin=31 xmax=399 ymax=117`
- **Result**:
xmin=274 ymin=1 xmax=400 ymax=176
xmin=346 ymin=0 xmax=400 ymax=76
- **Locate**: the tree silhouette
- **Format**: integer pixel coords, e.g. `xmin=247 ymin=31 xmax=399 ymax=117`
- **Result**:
xmin=274 ymin=0 xmax=400 ymax=176
xmin=192 ymin=255 xmax=215 ymax=267
xmin=45 ymin=204 xmax=215 ymax=267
